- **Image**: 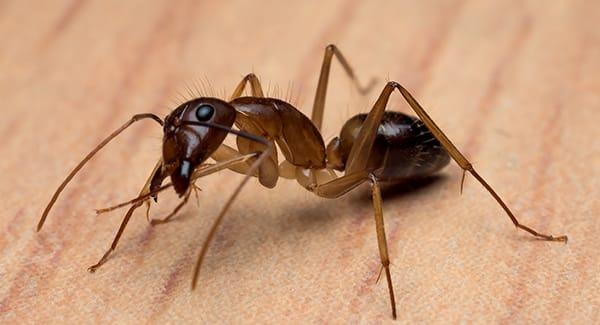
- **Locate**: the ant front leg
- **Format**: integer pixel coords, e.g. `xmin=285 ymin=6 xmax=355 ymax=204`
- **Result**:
xmin=94 ymin=152 xmax=260 ymax=214
xmin=150 ymin=188 xmax=192 ymax=226
xmin=91 ymin=150 xmax=264 ymax=265
xmin=351 ymin=81 xmax=567 ymax=242
xmin=311 ymin=44 xmax=376 ymax=131
xmin=88 ymin=160 xmax=162 ymax=272
xmin=95 ymin=159 xmax=163 ymax=219
xmin=88 ymin=202 xmax=143 ymax=273
xmin=230 ymin=73 xmax=265 ymax=100
xmin=211 ymin=144 xmax=255 ymax=175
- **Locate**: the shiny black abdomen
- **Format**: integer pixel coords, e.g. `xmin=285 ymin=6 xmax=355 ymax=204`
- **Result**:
xmin=358 ymin=112 xmax=451 ymax=181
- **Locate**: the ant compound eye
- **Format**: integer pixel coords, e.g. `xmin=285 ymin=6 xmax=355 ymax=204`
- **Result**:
xmin=195 ymin=104 xmax=214 ymax=121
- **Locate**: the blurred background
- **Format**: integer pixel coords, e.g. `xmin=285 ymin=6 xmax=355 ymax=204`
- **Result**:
xmin=0 ymin=0 xmax=598 ymax=323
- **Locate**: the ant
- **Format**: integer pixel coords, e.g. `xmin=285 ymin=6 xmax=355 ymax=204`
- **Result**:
xmin=37 ymin=44 xmax=568 ymax=319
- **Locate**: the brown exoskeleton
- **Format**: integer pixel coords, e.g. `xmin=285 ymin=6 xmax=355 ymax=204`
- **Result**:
xmin=37 ymin=44 xmax=567 ymax=319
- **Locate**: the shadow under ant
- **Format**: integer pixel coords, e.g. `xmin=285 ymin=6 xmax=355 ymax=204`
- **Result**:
xmin=358 ymin=174 xmax=448 ymax=203
xmin=175 ymin=174 xmax=450 ymax=265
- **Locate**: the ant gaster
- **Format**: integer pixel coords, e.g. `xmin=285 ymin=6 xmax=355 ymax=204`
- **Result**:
xmin=37 ymin=44 xmax=568 ymax=320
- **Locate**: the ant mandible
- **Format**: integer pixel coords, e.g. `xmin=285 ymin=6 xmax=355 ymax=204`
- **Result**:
xmin=37 ymin=44 xmax=567 ymax=319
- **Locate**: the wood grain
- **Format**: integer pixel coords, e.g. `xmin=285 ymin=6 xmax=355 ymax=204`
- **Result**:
xmin=1 ymin=0 xmax=598 ymax=323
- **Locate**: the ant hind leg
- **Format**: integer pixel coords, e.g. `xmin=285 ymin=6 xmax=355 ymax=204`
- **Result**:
xmin=370 ymin=174 xmax=397 ymax=319
xmin=352 ymin=81 xmax=567 ymax=242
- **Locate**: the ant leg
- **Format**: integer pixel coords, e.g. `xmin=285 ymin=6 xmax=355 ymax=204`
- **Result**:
xmin=305 ymin=172 xmax=397 ymax=319
xmin=150 ymin=189 xmax=192 ymax=226
xmin=95 ymin=153 xmax=259 ymax=213
xmin=88 ymin=160 xmax=162 ymax=272
xmin=311 ymin=44 xmax=377 ymax=131
xmin=145 ymin=159 xmax=165 ymax=222
xmin=94 ymin=159 xmax=162 ymax=216
xmin=229 ymin=73 xmax=265 ymax=100
xmin=191 ymin=144 xmax=274 ymax=289
xmin=212 ymin=144 xmax=254 ymax=175
xmin=88 ymin=201 xmax=144 ymax=273
xmin=350 ymin=81 xmax=567 ymax=242
xmin=369 ymin=174 xmax=397 ymax=319
xmin=308 ymin=170 xmax=369 ymax=198
xmin=192 ymin=184 xmax=202 ymax=206
xmin=89 ymin=123 xmax=269 ymax=275
xmin=214 ymin=142 xmax=280 ymax=188
xmin=89 ymin=152 xmax=251 ymax=272
xmin=37 ymin=113 xmax=163 ymax=231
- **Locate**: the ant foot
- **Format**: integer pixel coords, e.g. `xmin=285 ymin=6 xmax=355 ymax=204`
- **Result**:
xmin=150 ymin=219 xmax=167 ymax=226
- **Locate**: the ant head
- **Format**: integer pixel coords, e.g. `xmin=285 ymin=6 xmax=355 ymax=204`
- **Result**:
xmin=162 ymin=98 xmax=236 ymax=196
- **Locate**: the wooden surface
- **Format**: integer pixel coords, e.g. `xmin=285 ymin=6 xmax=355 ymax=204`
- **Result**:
xmin=1 ymin=1 xmax=598 ymax=323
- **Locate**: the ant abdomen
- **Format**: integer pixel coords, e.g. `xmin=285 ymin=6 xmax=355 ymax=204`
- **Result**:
xmin=327 ymin=112 xmax=450 ymax=180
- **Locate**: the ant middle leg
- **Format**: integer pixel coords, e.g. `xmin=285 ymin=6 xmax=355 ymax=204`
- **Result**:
xmin=348 ymin=81 xmax=567 ymax=242
xmin=311 ymin=44 xmax=377 ymax=131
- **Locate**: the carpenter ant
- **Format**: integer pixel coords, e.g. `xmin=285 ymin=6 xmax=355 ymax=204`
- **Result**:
xmin=37 ymin=44 xmax=567 ymax=319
